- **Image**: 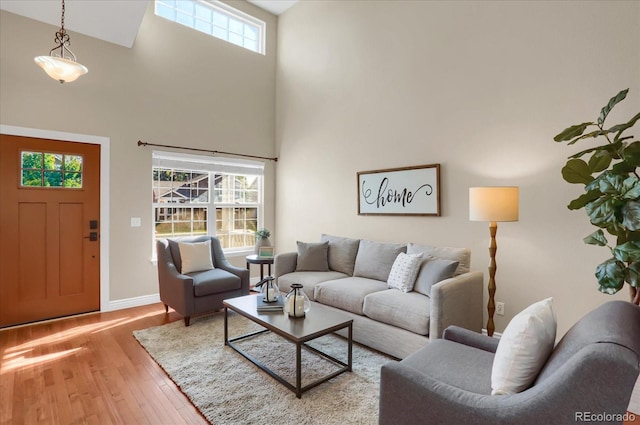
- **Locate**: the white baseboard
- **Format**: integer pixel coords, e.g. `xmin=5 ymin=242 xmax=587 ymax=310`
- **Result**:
xmin=103 ymin=293 xmax=161 ymax=312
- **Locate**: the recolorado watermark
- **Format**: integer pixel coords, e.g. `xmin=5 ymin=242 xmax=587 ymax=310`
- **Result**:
xmin=575 ymin=411 xmax=636 ymax=422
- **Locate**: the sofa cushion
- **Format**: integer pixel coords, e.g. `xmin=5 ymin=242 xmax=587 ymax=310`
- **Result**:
xmin=491 ymin=297 xmax=557 ymax=395
xmin=400 ymin=338 xmax=494 ymax=394
xmin=277 ymin=271 xmax=348 ymax=301
xmin=314 ymin=277 xmax=388 ymax=315
xmin=320 ymin=234 xmax=360 ymax=275
xmin=387 ymin=253 xmax=423 ymax=293
xmin=407 ymin=243 xmax=470 ymax=276
xmin=413 ymin=257 xmax=459 ymax=297
xmin=296 ymin=241 xmax=329 ymax=271
xmin=353 ymin=240 xmax=407 ymax=282
xmin=178 ymin=240 xmax=215 ymax=274
xmin=190 ymin=268 xmax=241 ymax=297
xmin=363 ymin=289 xmax=430 ymax=335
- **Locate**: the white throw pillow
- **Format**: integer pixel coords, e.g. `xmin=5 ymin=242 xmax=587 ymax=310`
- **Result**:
xmin=179 ymin=240 xmax=215 ymax=274
xmin=387 ymin=252 xmax=423 ymax=292
xmin=491 ymin=297 xmax=557 ymax=395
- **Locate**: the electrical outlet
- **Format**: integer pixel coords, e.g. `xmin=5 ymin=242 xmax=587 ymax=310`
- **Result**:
xmin=496 ymin=302 xmax=505 ymax=316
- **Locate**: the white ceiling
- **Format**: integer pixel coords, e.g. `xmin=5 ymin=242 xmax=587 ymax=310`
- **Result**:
xmin=0 ymin=0 xmax=297 ymax=48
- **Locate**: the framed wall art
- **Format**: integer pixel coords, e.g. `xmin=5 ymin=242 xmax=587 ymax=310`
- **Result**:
xmin=357 ymin=164 xmax=440 ymax=216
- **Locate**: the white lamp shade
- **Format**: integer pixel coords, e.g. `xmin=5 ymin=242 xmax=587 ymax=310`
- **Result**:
xmin=469 ymin=186 xmax=519 ymax=222
xmin=34 ymin=56 xmax=88 ymax=83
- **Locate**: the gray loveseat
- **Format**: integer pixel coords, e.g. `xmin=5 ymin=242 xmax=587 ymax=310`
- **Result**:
xmin=379 ymin=300 xmax=640 ymax=424
xmin=274 ymin=234 xmax=483 ymax=359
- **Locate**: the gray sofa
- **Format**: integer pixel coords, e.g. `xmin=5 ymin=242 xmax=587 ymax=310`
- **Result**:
xmin=274 ymin=234 xmax=483 ymax=359
xmin=379 ymin=300 xmax=640 ymax=425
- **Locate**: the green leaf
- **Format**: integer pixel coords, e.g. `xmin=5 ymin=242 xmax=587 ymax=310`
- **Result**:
xmin=625 ymin=262 xmax=640 ymax=288
xmin=598 ymin=89 xmax=628 ymax=126
xmin=596 ymin=173 xmax=625 ymax=195
xmin=568 ymin=140 xmax=623 ymax=160
xmin=621 ymin=176 xmax=640 ymax=199
xmin=596 ymin=258 xmax=625 ymax=294
xmin=561 ymin=159 xmax=593 ymax=184
xmin=585 ymin=196 xmax=617 ymax=227
xmin=612 ymin=241 xmax=640 ymax=262
xmin=554 ymin=122 xmax=593 ymax=142
xmin=622 ymin=141 xmax=640 ymax=167
xmin=567 ymin=130 xmax=608 ymax=145
xmin=611 ymin=111 xmax=640 ymax=142
xmin=622 ymin=201 xmax=640 ymax=231
xmin=583 ymin=229 xmax=608 ymax=246
xmin=588 ymin=151 xmax=612 ymax=173
xmin=568 ymin=190 xmax=601 ymax=210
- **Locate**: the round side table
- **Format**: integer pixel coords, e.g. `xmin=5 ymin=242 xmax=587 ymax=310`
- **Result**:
xmin=246 ymin=254 xmax=274 ymax=282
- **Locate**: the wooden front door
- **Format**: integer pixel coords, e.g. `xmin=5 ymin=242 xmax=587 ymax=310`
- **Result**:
xmin=0 ymin=135 xmax=100 ymax=327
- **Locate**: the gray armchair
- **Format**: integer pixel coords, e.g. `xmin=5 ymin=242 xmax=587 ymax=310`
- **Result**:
xmin=379 ymin=300 xmax=640 ymax=425
xmin=156 ymin=236 xmax=250 ymax=326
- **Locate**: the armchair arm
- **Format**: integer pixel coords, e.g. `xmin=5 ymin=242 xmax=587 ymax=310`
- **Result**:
xmin=429 ymin=271 xmax=483 ymax=340
xmin=208 ymin=237 xmax=250 ymax=292
xmin=274 ymin=252 xmax=298 ymax=283
xmin=443 ymin=325 xmax=498 ymax=353
xmin=156 ymin=239 xmax=195 ymax=317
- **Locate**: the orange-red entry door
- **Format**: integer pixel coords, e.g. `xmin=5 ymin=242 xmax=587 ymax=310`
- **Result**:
xmin=0 ymin=134 xmax=100 ymax=327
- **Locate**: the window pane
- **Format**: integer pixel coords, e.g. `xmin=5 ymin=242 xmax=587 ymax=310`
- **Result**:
xmin=44 ymin=153 xmax=62 ymax=170
xmin=176 ymin=12 xmax=194 ymax=27
xmin=229 ymin=18 xmax=243 ymax=35
xmin=22 ymin=151 xmax=42 ymax=169
xmin=244 ymin=39 xmax=257 ymax=52
xmin=213 ymin=11 xmax=228 ymax=27
xmin=244 ymin=25 xmax=257 ymax=40
xmin=64 ymin=155 xmax=82 ymax=172
xmin=64 ymin=172 xmax=82 ymax=188
xmin=212 ymin=26 xmax=227 ymax=40
xmin=155 ymin=3 xmax=175 ymax=20
xmin=195 ymin=20 xmax=212 ymax=34
xmin=194 ymin=3 xmax=212 ymax=20
xmin=22 ymin=170 xmax=42 ymax=186
xmin=175 ymin=1 xmax=193 ymax=13
xmin=44 ymin=170 xmax=63 ymax=187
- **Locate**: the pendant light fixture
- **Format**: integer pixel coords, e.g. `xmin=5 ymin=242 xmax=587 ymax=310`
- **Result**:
xmin=34 ymin=0 xmax=88 ymax=84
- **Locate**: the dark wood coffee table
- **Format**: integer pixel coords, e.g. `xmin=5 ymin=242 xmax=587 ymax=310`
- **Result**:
xmin=223 ymin=294 xmax=353 ymax=398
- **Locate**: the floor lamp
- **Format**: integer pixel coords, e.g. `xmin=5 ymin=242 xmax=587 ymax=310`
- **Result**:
xmin=469 ymin=187 xmax=519 ymax=337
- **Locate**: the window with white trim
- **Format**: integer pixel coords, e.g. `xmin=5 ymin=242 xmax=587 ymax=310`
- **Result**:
xmin=155 ymin=0 xmax=266 ymax=55
xmin=152 ymin=151 xmax=264 ymax=255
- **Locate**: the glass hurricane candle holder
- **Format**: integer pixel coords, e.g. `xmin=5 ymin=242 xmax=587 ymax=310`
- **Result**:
xmin=259 ymin=277 xmax=280 ymax=303
xmin=283 ymin=283 xmax=310 ymax=318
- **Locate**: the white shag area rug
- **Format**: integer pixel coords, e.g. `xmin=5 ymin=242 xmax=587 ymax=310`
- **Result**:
xmin=133 ymin=311 xmax=395 ymax=425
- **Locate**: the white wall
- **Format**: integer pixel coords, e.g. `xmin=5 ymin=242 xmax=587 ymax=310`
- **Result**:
xmin=276 ymin=0 xmax=640 ymax=336
xmin=0 ymin=1 xmax=277 ymax=304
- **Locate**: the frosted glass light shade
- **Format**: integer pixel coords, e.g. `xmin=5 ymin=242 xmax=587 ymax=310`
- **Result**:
xmin=34 ymin=55 xmax=88 ymax=83
xmin=469 ymin=187 xmax=519 ymax=222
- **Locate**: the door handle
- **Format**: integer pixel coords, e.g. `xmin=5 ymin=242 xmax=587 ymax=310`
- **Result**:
xmin=84 ymin=232 xmax=98 ymax=241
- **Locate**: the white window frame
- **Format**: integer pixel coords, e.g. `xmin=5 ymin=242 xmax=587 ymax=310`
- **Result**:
xmin=152 ymin=151 xmax=264 ymax=258
xmin=154 ymin=0 xmax=266 ymax=55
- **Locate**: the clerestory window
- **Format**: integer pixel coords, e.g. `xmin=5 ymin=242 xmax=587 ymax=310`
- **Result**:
xmin=155 ymin=0 xmax=266 ymax=55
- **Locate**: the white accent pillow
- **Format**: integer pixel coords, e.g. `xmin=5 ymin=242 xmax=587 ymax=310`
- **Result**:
xmin=387 ymin=252 xmax=423 ymax=292
xmin=491 ymin=297 xmax=557 ymax=395
xmin=179 ymin=240 xmax=215 ymax=274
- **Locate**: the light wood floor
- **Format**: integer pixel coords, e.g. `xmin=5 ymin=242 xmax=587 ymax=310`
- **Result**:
xmin=1 ymin=303 xmax=639 ymax=425
xmin=0 ymin=303 xmax=208 ymax=425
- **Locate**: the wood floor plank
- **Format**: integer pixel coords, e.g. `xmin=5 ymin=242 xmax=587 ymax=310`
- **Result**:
xmin=0 ymin=303 xmax=208 ymax=425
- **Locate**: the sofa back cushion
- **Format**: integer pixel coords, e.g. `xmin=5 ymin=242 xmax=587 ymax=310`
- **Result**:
xmin=295 ymin=241 xmax=329 ymax=271
xmin=407 ymin=243 xmax=470 ymax=276
xmin=413 ymin=257 xmax=459 ymax=296
xmin=320 ymin=234 xmax=360 ymax=275
xmin=353 ymin=240 xmax=407 ymax=282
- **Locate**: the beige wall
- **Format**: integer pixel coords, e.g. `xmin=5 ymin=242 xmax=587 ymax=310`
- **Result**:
xmin=0 ymin=1 xmax=277 ymax=303
xmin=275 ymin=0 xmax=640 ymax=336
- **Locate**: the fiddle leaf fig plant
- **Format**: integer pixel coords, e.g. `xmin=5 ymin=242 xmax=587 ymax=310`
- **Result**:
xmin=554 ymin=89 xmax=640 ymax=305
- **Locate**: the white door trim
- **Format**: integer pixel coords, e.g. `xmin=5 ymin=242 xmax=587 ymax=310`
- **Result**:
xmin=0 ymin=124 xmax=111 ymax=313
